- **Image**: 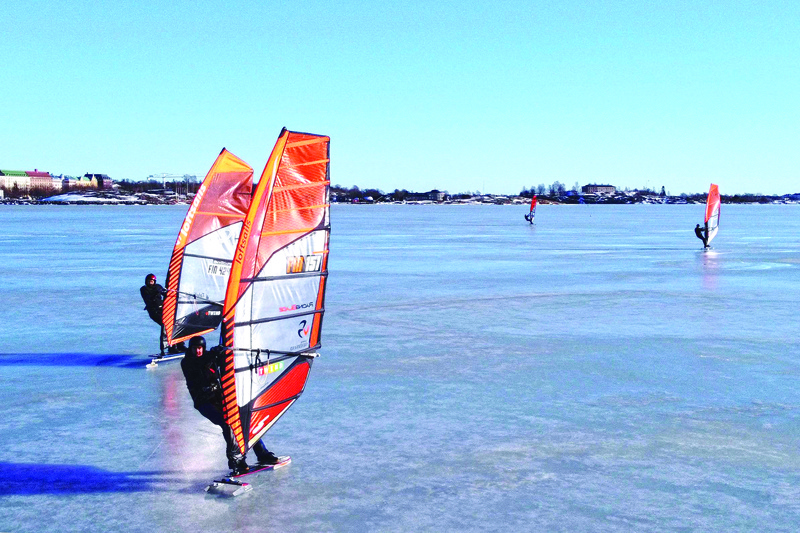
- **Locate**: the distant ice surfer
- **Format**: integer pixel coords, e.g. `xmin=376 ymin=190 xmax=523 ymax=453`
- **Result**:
xmin=694 ymin=224 xmax=708 ymax=248
xmin=525 ymin=195 xmax=537 ymax=224
xmin=181 ymin=336 xmax=280 ymax=475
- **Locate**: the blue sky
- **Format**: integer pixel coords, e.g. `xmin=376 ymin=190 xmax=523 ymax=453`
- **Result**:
xmin=2 ymin=0 xmax=798 ymax=195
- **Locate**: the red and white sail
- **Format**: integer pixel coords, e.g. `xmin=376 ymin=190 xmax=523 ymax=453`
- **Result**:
xmin=162 ymin=149 xmax=253 ymax=346
xmin=219 ymin=129 xmax=330 ymax=454
xmin=529 ymin=195 xmax=537 ymax=222
xmin=704 ymin=183 xmax=720 ymax=245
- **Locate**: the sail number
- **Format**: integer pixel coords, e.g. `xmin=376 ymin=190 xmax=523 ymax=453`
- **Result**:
xmin=286 ymin=254 xmax=322 ymax=274
xmin=207 ymin=260 xmax=231 ymax=277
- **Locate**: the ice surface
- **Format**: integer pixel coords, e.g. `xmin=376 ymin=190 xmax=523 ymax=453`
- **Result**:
xmin=1 ymin=204 xmax=799 ymax=531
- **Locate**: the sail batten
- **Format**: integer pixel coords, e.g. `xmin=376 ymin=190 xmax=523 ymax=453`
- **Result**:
xmin=219 ymin=129 xmax=331 ymax=454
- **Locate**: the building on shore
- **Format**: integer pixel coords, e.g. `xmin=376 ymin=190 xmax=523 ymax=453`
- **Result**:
xmin=84 ymin=173 xmax=113 ymax=189
xmin=582 ymin=184 xmax=616 ymax=194
xmin=0 ymin=170 xmax=30 ymax=191
xmin=28 ymin=170 xmax=53 ymax=190
xmin=0 ymin=169 xmax=112 ymax=194
xmin=406 ymin=190 xmax=447 ymax=202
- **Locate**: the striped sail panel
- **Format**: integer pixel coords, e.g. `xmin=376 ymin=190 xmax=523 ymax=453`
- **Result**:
xmin=163 ymin=149 xmax=253 ymax=345
xmin=705 ymin=183 xmax=720 ymax=245
xmin=220 ymin=129 xmax=330 ymax=454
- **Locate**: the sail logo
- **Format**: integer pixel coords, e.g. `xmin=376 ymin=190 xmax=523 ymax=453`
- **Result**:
xmin=286 ymin=254 xmax=322 ymax=274
xmin=250 ymin=415 xmax=270 ymax=437
xmin=256 ymin=361 xmax=284 ymax=376
xmin=205 ymin=310 xmax=221 ymax=316
xmin=235 ymin=219 xmax=252 ymax=265
xmin=179 ymin=183 xmax=208 ymax=242
xmin=297 ymin=320 xmax=309 ymax=338
xmin=279 ymin=301 xmax=314 ymax=313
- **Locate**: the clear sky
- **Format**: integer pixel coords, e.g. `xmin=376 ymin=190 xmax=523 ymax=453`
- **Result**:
xmin=2 ymin=0 xmax=798 ymax=195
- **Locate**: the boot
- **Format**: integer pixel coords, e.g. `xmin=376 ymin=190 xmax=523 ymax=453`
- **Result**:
xmin=254 ymin=441 xmax=280 ymax=465
xmin=256 ymin=451 xmax=280 ymax=465
xmin=228 ymin=458 xmax=249 ymax=476
xmin=226 ymin=436 xmax=247 ymax=475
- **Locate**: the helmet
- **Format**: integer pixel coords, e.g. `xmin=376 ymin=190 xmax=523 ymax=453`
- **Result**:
xmin=188 ymin=336 xmax=206 ymax=350
xmin=145 ymin=273 xmax=156 ymax=284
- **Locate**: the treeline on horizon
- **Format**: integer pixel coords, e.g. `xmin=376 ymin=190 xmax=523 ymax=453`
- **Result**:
xmin=326 ymin=182 xmax=797 ymax=204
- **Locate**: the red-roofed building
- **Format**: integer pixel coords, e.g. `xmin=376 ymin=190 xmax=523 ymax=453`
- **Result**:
xmin=26 ymin=170 xmax=53 ymax=190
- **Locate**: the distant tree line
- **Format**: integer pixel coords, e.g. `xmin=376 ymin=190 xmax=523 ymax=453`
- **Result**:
xmin=519 ymin=181 xmax=583 ymax=197
xmin=115 ymin=179 xmax=199 ymax=195
xmin=331 ymin=184 xmax=454 ymax=202
xmin=0 ymin=185 xmax=56 ymax=199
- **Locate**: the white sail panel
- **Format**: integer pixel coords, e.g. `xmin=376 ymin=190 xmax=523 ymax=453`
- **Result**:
xmin=177 ymin=255 xmax=232 ymax=302
xmin=252 ymin=277 xmax=320 ymax=320
xmin=707 ymin=205 xmax=720 ymax=244
xmin=184 ymin=222 xmax=243 ymax=260
xmin=230 ymin=275 xmax=319 ymax=330
xmin=249 ymin=314 xmax=317 ymax=352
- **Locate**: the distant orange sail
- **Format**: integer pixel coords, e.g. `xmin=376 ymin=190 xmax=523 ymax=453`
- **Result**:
xmin=219 ymin=129 xmax=331 ymax=454
xmin=162 ymin=149 xmax=253 ymax=346
xmin=526 ymin=195 xmax=537 ymax=223
xmin=704 ymin=184 xmax=720 ymax=245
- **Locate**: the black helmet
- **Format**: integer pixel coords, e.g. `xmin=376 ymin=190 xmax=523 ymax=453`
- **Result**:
xmin=188 ymin=336 xmax=206 ymax=350
xmin=145 ymin=273 xmax=156 ymax=284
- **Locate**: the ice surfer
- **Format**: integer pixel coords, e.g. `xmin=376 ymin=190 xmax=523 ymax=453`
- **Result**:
xmin=140 ymin=273 xmax=169 ymax=356
xmin=140 ymin=273 xmax=184 ymax=356
xmin=181 ymin=336 xmax=280 ymax=475
xmin=694 ymin=224 xmax=708 ymax=248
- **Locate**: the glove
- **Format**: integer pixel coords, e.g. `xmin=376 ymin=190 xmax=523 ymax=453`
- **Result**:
xmin=203 ymin=382 xmax=219 ymax=393
xmin=201 ymin=382 xmax=221 ymax=398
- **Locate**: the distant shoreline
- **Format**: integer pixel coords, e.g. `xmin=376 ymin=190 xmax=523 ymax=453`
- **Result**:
xmin=1 ymin=191 xmax=798 ymax=206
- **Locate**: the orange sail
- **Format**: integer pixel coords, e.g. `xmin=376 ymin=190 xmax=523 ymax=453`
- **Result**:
xmin=162 ymin=149 xmax=253 ymax=346
xmin=704 ymin=184 xmax=720 ymax=245
xmin=219 ymin=129 xmax=331 ymax=454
